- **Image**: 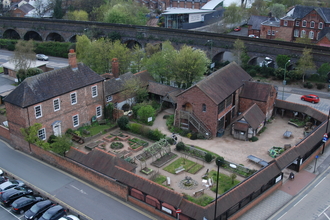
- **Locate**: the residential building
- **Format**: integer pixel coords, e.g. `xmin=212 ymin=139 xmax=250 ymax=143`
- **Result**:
xmin=247 ymin=15 xmax=268 ymax=38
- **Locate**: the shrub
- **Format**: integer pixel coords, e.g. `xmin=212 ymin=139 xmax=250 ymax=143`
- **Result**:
xmin=316 ymin=83 xmax=325 ymax=90
xmin=215 ymin=156 xmax=224 ymax=167
xmin=66 ymin=128 xmax=73 ymax=135
xmin=137 ymin=105 xmax=155 ymax=125
xmin=147 ymin=128 xmax=164 ymax=141
xmin=110 ymin=142 xmax=124 ymax=149
xmin=303 ymin=82 xmax=313 ymax=89
xmin=163 ymin=115 xmax=170 ymax=119
xmin=117 ymin=116 xmax=129 ymax=130
xmin=190 ymin=132 xmax=198 ymax=140
xmin=176 ymin=141 xmax=185 ymax=151
xmin=187 ymin=133 xmax=192 ymax=139
xmin=128 ymin=123 xmax=143 ymax=134
xmin=122 ymin=103 xmax=130 ymax=112
xmin=48 ymin=135 xmax=57 ymax=144
xmin=249 ymin=136 xmax=258 ymax=142
xmin=204 ymin=153 xmax=213 ymax=162
xmin=197 ymin=133 xmax=205 ymax=139
xmin=166 ymin=137 xmax=175 ymax=145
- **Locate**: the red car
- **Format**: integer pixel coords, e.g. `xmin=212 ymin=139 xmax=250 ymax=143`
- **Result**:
xmin=301 ymin=94 xmax=320 ymax=104
xmin=234 ymin=27 xmax=241 ymax=32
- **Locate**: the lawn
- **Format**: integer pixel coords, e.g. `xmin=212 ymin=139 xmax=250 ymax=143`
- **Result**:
xmin=208 ymin=170 xmax=241 ymax=194
xmin=164 ymin=157 xmax=203 ymax=174
xmin=183 ymin=193 xmax=214 ymax=207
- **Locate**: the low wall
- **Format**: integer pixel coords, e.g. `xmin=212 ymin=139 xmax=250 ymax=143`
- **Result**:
xmin=29 ymin=144 xmax=129 ymax=200
xmin=0 ymin=125 xmax=10 ymax=140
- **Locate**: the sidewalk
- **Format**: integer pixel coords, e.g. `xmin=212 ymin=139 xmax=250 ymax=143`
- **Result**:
xmin=237 ymin=141 xmax=330 ymax=220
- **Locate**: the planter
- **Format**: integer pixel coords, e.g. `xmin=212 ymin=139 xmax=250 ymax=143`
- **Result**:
xmin=288 ymin=121 xmax=304 ymax=128
xmin=129 ymin=145 xmax=144 ymax=152
xmin=103 ymin=136 xmax=116 ymax=142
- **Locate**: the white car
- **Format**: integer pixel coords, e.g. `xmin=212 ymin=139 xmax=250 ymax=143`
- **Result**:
xmin=36 ymin=54 xmax=49 ymax=61
xmin=59 ymin=215 xmax=80 ymax=220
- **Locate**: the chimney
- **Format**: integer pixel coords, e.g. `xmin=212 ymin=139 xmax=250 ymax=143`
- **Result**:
xmin=68 ymin=49 xmax=78 ymax=70
xmin=112 ymin=58 xmax=119 ymax=78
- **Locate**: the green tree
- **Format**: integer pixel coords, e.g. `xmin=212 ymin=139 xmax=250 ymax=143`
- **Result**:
xmin=70 ymin=0 xmax=104 ymax=15
xmin=223 ymin=3 xmax=247 ymax=25
xmin=11 ymin=40 xmax=36 ymax=73
xmin=109 ymin=40 xmax=132 ymax=75
xmin=296 ymin=48 xmax=316 ymax=82
xmin=20 ymin=123 xmax=42 ymax=144
xmin=145 ymin=43 xmax=161 ymax=57
xmin=215 ymin=156 xmax=224 ymax=167
xmin=230 ymin=173 xmax=237 ymax=184
xmin=172 ymin=45 xmax=210 ymax=89
xmin=53 ymin=0 xmax=64 ymax=19
xmin=137 ymin=105 xmax=155 ymax=125
xmin=248 ymin=0 xmax=268 ymax=16
xmin=117 ymin=116 xmax=129 ymax=130
xmin=233 ymin=39 xmax=246 ymax=66
xmin=268 ymin=3 xmax=286 ymax=18
xmin=17 ymin=68 xmax=43 ymax=83
xmin=130 ymin=46 xmax=145 ymax=73
xmin=50 ymin=135 xmax=72 ymax=156
xmin=66 ymin=10 xmax=89 ymax=21
xmin=204 ymin=153 xmax=213 ymax=162
xmin=317 ymin=63 xmax=330 ymax=77
xmin=276 ymin=55 xmax=290 ymax=68
xmin=121 ymin=77 xmax=145 ymax=108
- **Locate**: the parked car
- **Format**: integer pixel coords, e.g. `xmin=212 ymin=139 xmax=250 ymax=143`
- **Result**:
xmin=234 ymin=26 xmax=241 ymax=32
xmin=59 ymin=215 xmax=80 ymax=220
xmin=36 ymin=54 xmax=49 ymax=61
xmin=0 ymin=176 xmax=8 ymax=184
xmin=11 ymin=195 xmax=44 ymax=214
xmin=0 ymin=169 xmax=3 ymax=176
xmin=25 ymin=200 xmax=54 ymax=220
xmin=0 ymin=186 xmax=33 ymax=206
xmin=301 ymin=94 xmax=320 ymax=104
xmin=38 ymin=205 xmax=66 ymax=220
xmin=0 ymin=180 xmax=24 ymax=193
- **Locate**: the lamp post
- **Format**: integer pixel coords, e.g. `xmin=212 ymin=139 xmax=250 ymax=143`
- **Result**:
xmin=214 ymin=159 xmax=220 ymax=220
xmin=282 ymin=60 xmax=291 ymax=100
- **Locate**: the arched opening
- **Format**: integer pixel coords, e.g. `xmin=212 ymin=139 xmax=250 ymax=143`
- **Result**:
xmin=69 ymin=35 xmax=77 ymax=43
xmin=3 ymin=29 xmax=20 ymax=39
xmin=46 ymin=32 xmax=64 ymax=42
xmin=124 ymin=40 xmax=142 ymax=49
xmin=24 ymin=31 xmax=42 ymax=41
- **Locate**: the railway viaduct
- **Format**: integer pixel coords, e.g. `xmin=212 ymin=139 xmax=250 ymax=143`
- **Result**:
xmin=0 ymin=17 xmax=330 ymax=66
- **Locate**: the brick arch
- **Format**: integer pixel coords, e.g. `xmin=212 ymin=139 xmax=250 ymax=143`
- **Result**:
xmin=123 ymin=39 xmax=142 ymax=49
xmin=68 ymin=34 xmax=77 ymax=43
xmin=24 ymin=30 xmax=42 ymax=41
xmin=46 ymin=32 xmax=65 ymax=42
xmin=3 ymin=29 xmax=21 ymax=39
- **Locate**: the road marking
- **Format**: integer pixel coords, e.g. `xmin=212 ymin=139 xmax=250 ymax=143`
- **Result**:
xmin=0 ymin=205 xmax=20 ymax=219
xmin=318 ymin=204 xmax=330 ymax=217
xmin=70 ymin=184 xmax=87 ymax=194
xmin=277 ymin=211 xmax=287 ymax=219
xmin=314 ymin=176 xmax=326 ymax=188
xmin=293 ymin=194 xmax=307 ymax=207
xmin=324 ymin=213 xmax=330 ymax=220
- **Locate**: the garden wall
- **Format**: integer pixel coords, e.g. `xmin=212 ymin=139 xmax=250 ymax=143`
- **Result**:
xmin=29 ymin=144 xmax=129 ymax=200
xmin=0 ymin=125 xmax=10 ymax=140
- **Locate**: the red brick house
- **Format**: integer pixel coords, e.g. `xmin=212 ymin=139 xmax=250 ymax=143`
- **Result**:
xmin=4 ymin=49 xmax=105 ymax=148
xmin=247 ymin=15 xmax=268 ymax=38
xmin=175 ymin=62 xmax=252 ymax=138
xmin=317 ymin=27 xmax=330 ymax=47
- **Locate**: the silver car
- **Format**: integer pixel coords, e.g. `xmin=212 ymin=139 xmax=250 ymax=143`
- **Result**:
xmin=36 ymin=54 xmax=49 ymax=61
xmin=0 ymin=179 xmax=24 ymax=193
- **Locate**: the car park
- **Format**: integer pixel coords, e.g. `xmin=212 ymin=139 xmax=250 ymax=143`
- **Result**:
xmin=38 ymin=205 xmax=66 ymax=220
xmin=59 ymin=215 xmax=80 ymax=220
xmin=11 ymin=195 xmax=44 ymax=214
xmin=25 ymin=200 xmax=54 ymax=220
xmin=36 ymin=54 xmax=49 ymax=61
xmin=0 ymin=186 xmax=33 ymax=206
xmin=0 ymin=176 xmax=8 ymax=184
xmin=301 ymin=94 xmax=320 ymax=104
xmin=0 ymin=180 xmax=24 ymax=193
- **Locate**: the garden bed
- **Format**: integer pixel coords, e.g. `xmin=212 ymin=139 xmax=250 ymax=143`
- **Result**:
xmin=150 ymin=152 xmax=178 ymax=168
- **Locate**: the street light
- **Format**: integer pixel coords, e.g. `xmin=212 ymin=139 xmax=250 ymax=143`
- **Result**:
xmin=282 ymin=60 xmax=291 ymax=100
xmin=214 ymin=159 xmax=220 ymax=220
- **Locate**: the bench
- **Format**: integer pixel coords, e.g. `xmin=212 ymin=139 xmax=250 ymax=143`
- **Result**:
xmin=175 ymin=166 xmax=185 ymax=174
xmin=166 ymin=177 xmax=171 ymax=186
xmin=193 ymin=189 xmax=204 ymax=197
xmin=247 ymin=155 xmax=268 ymax=167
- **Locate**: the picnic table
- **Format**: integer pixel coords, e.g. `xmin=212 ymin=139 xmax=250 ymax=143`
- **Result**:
xmin=283 ymin=130 xmax=292 ymax=138
xmin=247 ymin=155 xmax=269 ymax=167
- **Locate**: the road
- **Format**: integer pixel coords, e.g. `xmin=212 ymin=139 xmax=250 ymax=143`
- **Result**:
xmin=0 ymin=141 xmax=156 ymax=220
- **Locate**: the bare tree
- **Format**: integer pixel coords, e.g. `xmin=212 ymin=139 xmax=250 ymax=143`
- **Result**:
xmin=32 ymin=0 xmax=54 ymax=18
xmin=11 ymin=40 xmax=36 ymax=72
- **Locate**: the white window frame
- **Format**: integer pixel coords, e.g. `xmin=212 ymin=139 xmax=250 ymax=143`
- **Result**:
xmin=319 ymin=22 xmax=323 ymax=29
xmin=310 ymin=21 xmax=315 ymax=28
xmin=106 ymin=95 xmax=113 ymax=102
xmin=73 ymin=114 xmax=79 ymax=127
xmin=91 ymin=85 xmax=98 ymax=98
xmin=70 ymin=92 xmax=77 ymax=105
xmin=302 ymin=20 xmax=307 ymax=27
xmin=284 ymin=20 xmax=288 ymax=26
xmin=202 ymin=104 xmax=206 ymax=112
xmin=38 ymin=128 xmax=46 ymax=140
xmin=309 ymin=31 xmax=314 ymax=39
xmin=267 ymin=30 xmax=271 ymax=35
xmin=301 ymin=30 xmax=306 ymax=38
xmin=295 ymin=21 xmax=300 ymax=26
xmin=53 ymin=98 xmax=60 ymax=112
xmin=294 ymin=29 xmax=299 ymax=37
xmin=272 ymin=30 xmax=275 ymax=36
xmin=96 ymin=106 xmax=102 ymax=117
xmin=35 ymin=105 xmax=42 ymax=118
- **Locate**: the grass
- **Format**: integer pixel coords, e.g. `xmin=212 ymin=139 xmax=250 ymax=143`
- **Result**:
xmin=289 ymin=118 xmax=305 ymax=127
xmin=153 ymin=175 xmax=167 ymax=185
xmin=183 ymin=193 xmax=214 ymax=207
xmin=86 ymin=124 xmax=115 ymax=136
xmin=187 ymin=163 xmax=204 ymax=174
xmin=208 ymin=171 xmax=240 ymax=194
xmin=189 ymin=145 xmax=219 ymax=159
xmin=164 ymin=157 xmax=201 ymax=174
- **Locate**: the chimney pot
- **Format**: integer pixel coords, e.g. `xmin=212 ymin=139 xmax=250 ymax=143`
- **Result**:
xmin=68 ymin=49 xmax=78 ymax=70
xmin=112 ymin=58 xmax=119 ymax=78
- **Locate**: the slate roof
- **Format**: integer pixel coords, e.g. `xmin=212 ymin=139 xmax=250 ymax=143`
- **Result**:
xmin=18 ymin=3 xmax=34 ymax=14
xmin=179 ymin=62 xmax=252 ymax=105
xmin=275 ymin=147 xmax=300 ymax=170
xmin=104 ymin=70 xmax=154 ymax=96
xmin=261 ymin=17 xmax=280 ymax=27
xmin=235 ymin=103 xmax=265 ymax=129
xmin=289 ymin=5 xmax=330 ymax=23
xmin=4 ymin=63 xmax=104 ymax=108
xmin=148 ymin=81 xmax=180 ymax=96
xmin=247 ymin=15 xmax=268 ymax=30
xmin=240 ymin=81 xmax=274 ymax=102
xmin=318 ymin=27 xmax=330 ymax=41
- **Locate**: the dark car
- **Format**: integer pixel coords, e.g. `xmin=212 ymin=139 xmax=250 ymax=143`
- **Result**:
xmin=0 ymin=176 xmax=8 ymax=184
xmin=25 ymin=200 xmax=54 ymax=220
xmin=38 ymin=205 xmax=66 ymax=220
xmin=0 ymin=180 xmax=24 ymax=193
xmin=11 ymin=195 xmax=44 ymax=214
xmin=0 ymin=186 xmax=33 ymax=206
xmin=301 ymin=94 xmax=320 ymax=104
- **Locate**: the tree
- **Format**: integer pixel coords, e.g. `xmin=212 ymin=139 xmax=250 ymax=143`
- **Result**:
xmin=230 ymin=173 xmax=237 ymax=184
xmin=11 ymin=40 xmax=36 ymax=74
xmin=276 ymin=55 xmax=290 ymax=68
xmin=50 ymin=135 xmax=72 ymax=156
xmin=204 ymin=153 xmax=213 ymax=162
xmin=121 ymin=77 xmax=145 ymax=108
xmin=53 ymin=0 xmax=64 ymax=19
xmin=248 ymin=0 xmax=268 ymax=16
xmin=215 ymin=156 xmax=224 ymax=167
xmin=268 ymin=3 xmax=286 ymax=18
xmin=317 ymin=63 xmax=330 ymax=77
xmin=20 ymin=123 xmax=42 ymax=144
xmin=70 ymin=0 xmax=104 ymax=15
xmin=223 ymin=3 xmax=246 ymax=25
xmin=130 ymin=46 xmax=145 ymax=73
xmin=296 ymin=48 xmax=316 ymax=82
xmin=117 ymin=116 xmax=129 ymax=130
xmin=233 ymin=39 xmax=246 ymax=66
xmin=17 ymin=68 xmax=43 ymax=83
xmin=108 ymin=40 xmax=132 ymax=75
xmin=32 ymin=0 xmax=54 ymax=18
xmin=145 ymin=43 xmax=161 ymax=57
xmin=66 ymin=10 xmax=89 ymax=21
xmin=137 ymin=105 xmax=156 ymax=125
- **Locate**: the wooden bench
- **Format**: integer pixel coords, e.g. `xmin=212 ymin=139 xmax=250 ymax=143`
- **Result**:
xmin=166 ymin=177 xmax=171 ymax=186
xmin=193 ymin=189 xmax=204 ymax=197
xmin=175 ymin=166 xmax=185 ymax=174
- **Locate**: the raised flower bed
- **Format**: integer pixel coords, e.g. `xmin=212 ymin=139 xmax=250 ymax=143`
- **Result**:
xmin=103 ymin=135 xmax=116 ymax=142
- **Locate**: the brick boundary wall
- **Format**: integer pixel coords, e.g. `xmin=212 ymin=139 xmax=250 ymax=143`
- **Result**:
xmin=29 ymin=144 xmax=129 ymax=200
xmin=228 ymin=180 xmax=283 ymax=220
xmin=298 ymin=146 xmax=323 ymax=171
xmin=0 ymin=125 xmax=10 ymax=140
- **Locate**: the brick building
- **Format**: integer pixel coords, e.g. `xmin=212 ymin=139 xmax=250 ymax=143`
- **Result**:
xmin=4 ymin=49 xmax=105 ymax=149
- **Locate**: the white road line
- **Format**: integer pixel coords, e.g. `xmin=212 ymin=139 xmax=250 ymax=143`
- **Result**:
xmin=314 ymin=176 xmax=326 ymax=188
xmin=278 ymin=211 xmax=287 ymax=219
xmin=324 ymin=213 xmax=330 ymax=220
xmin=0 ymin=205 xmax=20 ymax=219
xmin=294 ymin=194 xmax=307 ymax=207
xmin=318 ymin=204 xmax=330 ymax=217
